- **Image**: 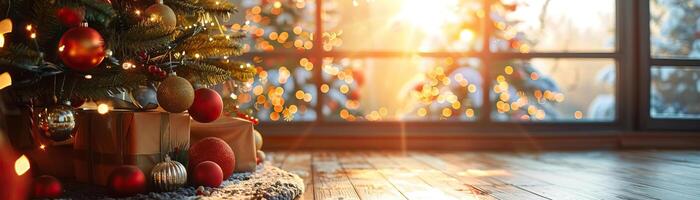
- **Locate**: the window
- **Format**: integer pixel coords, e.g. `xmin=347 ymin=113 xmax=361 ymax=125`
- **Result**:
xmin=226 ymin=0 xmax=652 ymax=133
xmin=642 ymin=0 xmax=700 ymax=130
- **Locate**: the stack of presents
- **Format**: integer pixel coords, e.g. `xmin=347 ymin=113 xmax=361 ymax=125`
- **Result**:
xmin=6 ymin=109 xmax=260 ymax=187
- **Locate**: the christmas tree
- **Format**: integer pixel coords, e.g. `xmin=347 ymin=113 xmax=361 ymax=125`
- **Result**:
xmin=0 ymin=0 xmax=255 ymax=108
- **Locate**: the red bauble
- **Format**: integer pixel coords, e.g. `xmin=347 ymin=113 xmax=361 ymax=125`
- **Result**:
xmin=107 ymin=165 xmax=146 ymax=197
xmin=189 ymin=137 xmax=235 ymax=179
xmin=32 ymin=175 xmax=62 ymax=198
xmin=0 ymin=142 xmax=31 ymax=200
xmin=58 ymin=26 xmax=105 ymax=71
xmin=193 ymin=161 xmax=223 ymax=187
xmin=56 ymin=7 xmax=85 ymax=27
xmin=188 ymin=88 xmax=223 ymax=123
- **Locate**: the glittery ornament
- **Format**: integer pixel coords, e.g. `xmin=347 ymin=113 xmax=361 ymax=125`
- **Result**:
xmin=145 ymin=0 xmax=177 ymax=28
xmin=157 ymin=75 xmax=194 ymax=113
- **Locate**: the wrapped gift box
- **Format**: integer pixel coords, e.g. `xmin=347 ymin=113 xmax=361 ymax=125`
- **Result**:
xmin=191 ymin=117 xmax=256 ymax=172
xmin=73 ymin=111 xmax=190 ymax=186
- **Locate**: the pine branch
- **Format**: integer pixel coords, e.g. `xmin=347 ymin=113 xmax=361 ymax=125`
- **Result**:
xmin=176 ymin=60 xmax=231 ymax=86
xmin=164 ymin=0 xmax=236 ymax=17
xmin=0 ymin=44 xmax=43 ymax=70
xmin=72 ymin=73 xmax=148 ymax=99
xmin=172 ymin=33 xmax=243 ymax=57
xmin=117 ymin=21 xmax=177 ymax=54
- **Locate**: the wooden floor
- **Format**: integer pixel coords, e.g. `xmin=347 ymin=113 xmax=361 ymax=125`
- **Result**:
xmin=265 ymin=151 xmax=700 ymax=200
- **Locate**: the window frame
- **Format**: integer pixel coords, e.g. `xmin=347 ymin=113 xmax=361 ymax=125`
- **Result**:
xmin=242 ymin=0 xmax=643 ymax=135
xmin=638 ymin=0 xmax=700 ymax=131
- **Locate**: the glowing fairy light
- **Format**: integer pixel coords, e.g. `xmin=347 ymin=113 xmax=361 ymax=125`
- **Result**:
xmin=97 ymin=103 xmax=110 ymax=114
xmin=39 ymin=144 xmax=46 ymax=150
xmin=0 ymin=72 xmax=12 ymax=90
xmin=14 ymin=155 xmax=30 ymax=176
xmin=84 ymin=74 xmax=92 ymax=79
xmin=30 ymin=33 xmax=36 ymax=39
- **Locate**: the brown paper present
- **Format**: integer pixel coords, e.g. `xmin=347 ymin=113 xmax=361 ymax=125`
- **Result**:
xmin=73 ymin=110 xmax=190 ymax=186
xmin=191 ymin=117 xmax=256 ymax=172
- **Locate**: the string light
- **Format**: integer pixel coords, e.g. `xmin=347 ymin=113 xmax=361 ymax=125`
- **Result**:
xmin=84 ymin=74 xmax=92 ymax=79
xmin=97 ymin=103 xmax=110 ymax=114
xmin=14 ymin=155 xmax=30 ymax=176
xmin=39 ymin=144 xmax=46 ymax=150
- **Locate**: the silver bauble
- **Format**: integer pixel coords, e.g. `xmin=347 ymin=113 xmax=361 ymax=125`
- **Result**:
xmin=151 ymin=155 xmax=187 ymax=191
xmin=133 ymin=85 xmax=159 ymax=110
xmin=37 ymin=104 xmax=77 ymax=142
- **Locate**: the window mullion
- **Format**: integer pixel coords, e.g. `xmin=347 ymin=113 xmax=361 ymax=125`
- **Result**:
xmin=480 ymin=0 xmax=493 ymax=124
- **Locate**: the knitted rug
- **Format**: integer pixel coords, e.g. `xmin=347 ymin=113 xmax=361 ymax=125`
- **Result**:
xmin=62 ymin=165 xmax=304 ymax=200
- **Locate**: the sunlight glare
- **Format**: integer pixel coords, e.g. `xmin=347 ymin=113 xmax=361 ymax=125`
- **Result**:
xmin=395 ymin=0 xmax=459 ymax=34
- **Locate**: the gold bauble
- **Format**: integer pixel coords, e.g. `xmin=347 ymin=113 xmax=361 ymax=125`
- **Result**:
xmin=145 ymin=0 xmax=177 ymax=28
xmin=157 ymin=75 xmax=194 ymax=113
xmin=254 ymin=129 xmax=263 ymax=150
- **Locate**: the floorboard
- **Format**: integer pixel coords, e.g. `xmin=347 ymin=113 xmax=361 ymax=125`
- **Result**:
xmin=266 ymin=150 xmax=700 ymax=200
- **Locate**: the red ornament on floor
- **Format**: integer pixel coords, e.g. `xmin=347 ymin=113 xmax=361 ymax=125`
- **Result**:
xmin=189 ymin=137 xmax=236 ymax=178
xmin=189 ymin=88 xmax=223 ymax=123
xmin=57 ymin=23 xmax=105 ymax=71
xmin=193 ymin=161 xmax=223 ymax=187
xmin=32 ymin=175 xmax=63 ymax=198
xmin=107 ymin=165 xmax=146 ymax=197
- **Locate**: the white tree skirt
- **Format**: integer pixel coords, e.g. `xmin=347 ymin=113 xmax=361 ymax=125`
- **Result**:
xmin=63 ymin=165 xmax=304 ymax=200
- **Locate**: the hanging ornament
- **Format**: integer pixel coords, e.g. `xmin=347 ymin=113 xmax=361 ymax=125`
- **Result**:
xmin=193 ymin=161 xmax=223 ymax=188
xmin=254 ymin=129 xmax=263 ymax=150
xmin=157 ymin=74 xmax=194 ymax=113
xmin=151 ymin=155 xmax=187 ymax=191
xmin=145 ymin=0 xmax=177 ymax=28
xmin=189 ymin=88 xmax=223 ymax=123
xmin=32 ymin=175 xmax=63 ymax=198
xmin=56 ymin=7 xmax=85 ymax=27
xmin=37 ymin=102 xmax=77 ymax=142
xmin=132 ymin=84 xmax=158 ymax=110
xmin=107 ymin=165 xmax=146 ymax=197
xmin=57 ymin=22 xmax=105 ymax=71
xmin=0 ymin=19 xmax=12 ymax=48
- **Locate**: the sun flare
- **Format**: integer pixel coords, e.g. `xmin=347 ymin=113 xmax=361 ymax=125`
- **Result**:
xmin=395 ymin=0 xmax=459 ymax=34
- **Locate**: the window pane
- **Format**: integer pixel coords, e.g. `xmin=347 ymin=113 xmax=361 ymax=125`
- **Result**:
xmin=650 ymin=0 xmax=700 ymax=59
xmin=490 ymin=0 xmax=615 ymax=52
xmin=651 ymin=66 xmax=700 ymax=119
xmin=230 ymin=0 xmax=316 ymax=52
xmin=491 ymin=58 xmax=616 ymax=121
xmin=236 ymin=57 xmax=317 ymax=121
xmin=322 ymin=57 xmax=482 ymax=121
xmin=323 ymin=0 xmax=483 ymax=52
